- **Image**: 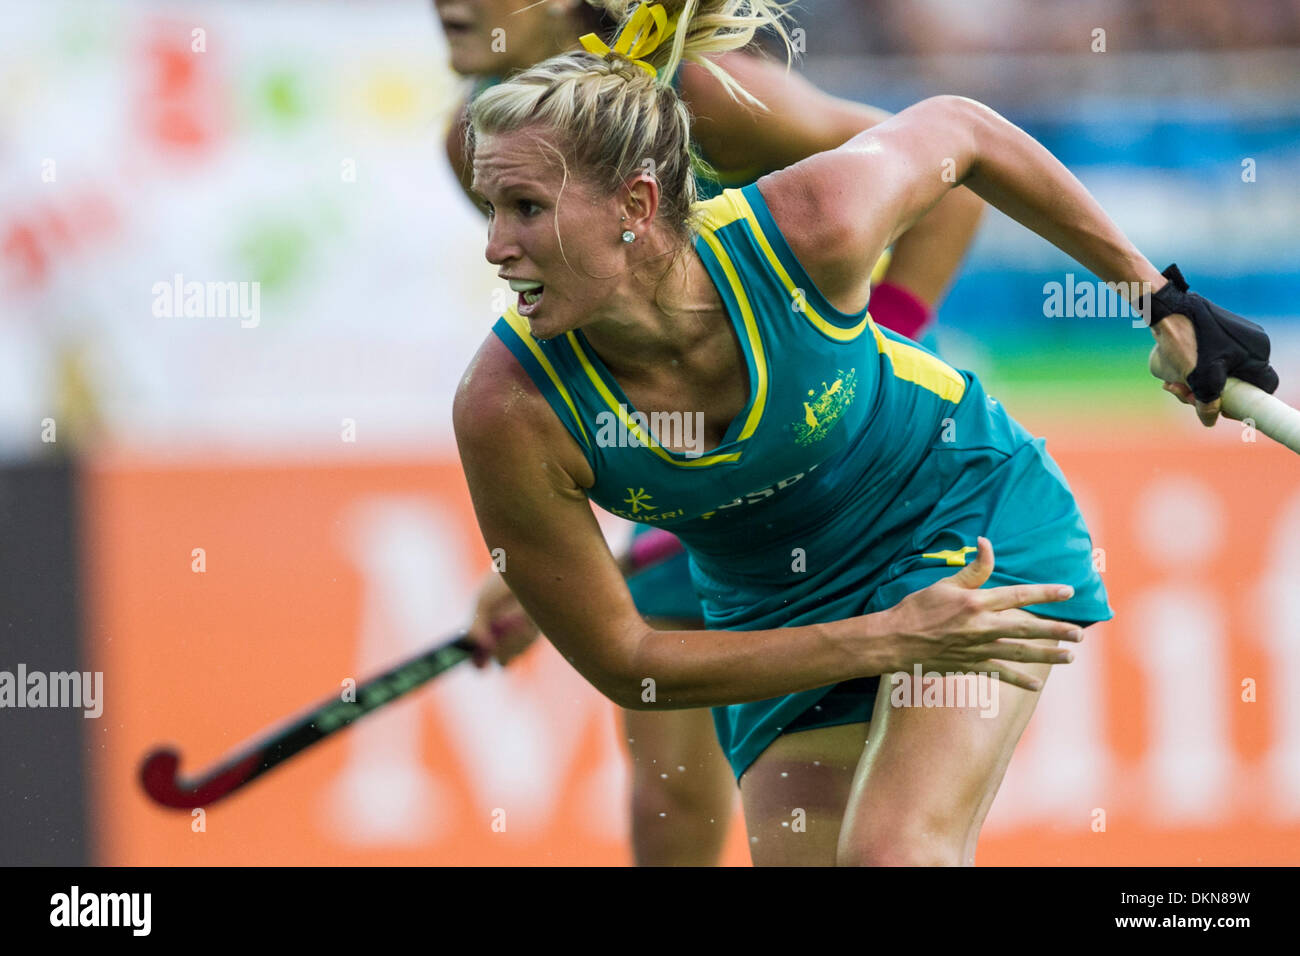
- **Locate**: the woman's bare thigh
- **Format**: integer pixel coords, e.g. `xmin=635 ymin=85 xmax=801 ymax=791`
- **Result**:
xmin=837 ymin=651 xmax=1055 ymax=866
xmin=738 ymin=721 xmax=870 ymax=866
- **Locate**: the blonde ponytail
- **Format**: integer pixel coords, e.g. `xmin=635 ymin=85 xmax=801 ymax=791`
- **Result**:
xmin=470 ymin=2 xmax=794 ymax=236
xmin=592 ymin=1 xmax=793 ymax=100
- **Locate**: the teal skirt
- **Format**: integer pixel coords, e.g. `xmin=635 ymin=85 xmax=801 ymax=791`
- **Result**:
xmin=707 ymin=410 xmax=1112 ymax=780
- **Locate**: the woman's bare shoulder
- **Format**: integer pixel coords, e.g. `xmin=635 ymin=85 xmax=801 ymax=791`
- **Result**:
xmin=453 ymin=332 xmax=593 ymax=489
xmin=750 ymin=154 xmax=882 ymax=311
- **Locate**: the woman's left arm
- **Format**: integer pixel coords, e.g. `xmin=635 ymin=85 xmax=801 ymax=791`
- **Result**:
xmin=759 ymin=94 xmax=1279 ymax=426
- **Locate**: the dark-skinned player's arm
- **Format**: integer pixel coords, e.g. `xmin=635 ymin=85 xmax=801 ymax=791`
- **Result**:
xmin=681 ymin=53 xmax=984 ymax=311
xmin=453 ymin=335 xmax=1083 ymax=705
xmin=759 ymin=96 xmax=1279 ymax=428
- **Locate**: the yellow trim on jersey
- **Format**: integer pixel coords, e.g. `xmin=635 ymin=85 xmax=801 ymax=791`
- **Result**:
xmin=699 ymin=189 xmax=964 ymax=404
xmin=696 ymin=225 xmax=769 ymax=441
xmin=871 ymin=321 xmax=967 ymax=403
xmin=560 ymin=201 xmax=769 ymax=466
xmin=565 ymin=332 xmax=742 ymax=467
xmin=710 ymin=189 xmax=872 ymax=343
xmin=923 ymin=546 xmax=977 ymax=567
xmin=501 ymin=309 xmax=591 ymax=448
xmin=694 ymin=190 xmax=748 ymax=233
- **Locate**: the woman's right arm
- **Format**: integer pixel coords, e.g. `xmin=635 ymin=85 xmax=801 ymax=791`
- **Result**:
xmin=453 ymin=336 xmax=1082 ymax=706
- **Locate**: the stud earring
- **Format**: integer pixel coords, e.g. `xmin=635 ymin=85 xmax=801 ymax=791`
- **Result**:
xmin=621 ymin=230 xmax=636 ymax=243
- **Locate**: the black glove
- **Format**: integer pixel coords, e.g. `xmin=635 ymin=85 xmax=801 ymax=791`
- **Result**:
xmin=1144 ymin=263 xmax=1279 ymax=403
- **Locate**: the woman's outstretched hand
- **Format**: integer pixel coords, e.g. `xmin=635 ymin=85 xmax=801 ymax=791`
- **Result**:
xmin=880 ymin=537 xmax=1083 ymax=692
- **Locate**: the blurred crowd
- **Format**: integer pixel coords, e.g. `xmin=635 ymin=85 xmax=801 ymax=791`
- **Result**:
xmin=804 ymin=0 xmax=1300 ymax=55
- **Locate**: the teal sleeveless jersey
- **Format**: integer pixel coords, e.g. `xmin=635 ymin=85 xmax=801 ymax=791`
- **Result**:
xmin=492 ymin=184 xmax=1111 ymax=778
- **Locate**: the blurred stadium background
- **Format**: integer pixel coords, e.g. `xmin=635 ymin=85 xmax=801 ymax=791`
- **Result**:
xmin=2 ymin=0 xmax=1299 ymax=865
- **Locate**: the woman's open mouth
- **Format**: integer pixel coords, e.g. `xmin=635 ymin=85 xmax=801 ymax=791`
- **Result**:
xmin=509 ymin=279 xmax=545 ymax=316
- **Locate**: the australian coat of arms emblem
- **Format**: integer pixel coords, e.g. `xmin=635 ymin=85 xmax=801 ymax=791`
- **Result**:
xmin=793 ymin=368 xmax=857 ymax=445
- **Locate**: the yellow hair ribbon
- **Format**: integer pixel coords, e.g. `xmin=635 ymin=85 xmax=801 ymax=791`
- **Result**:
xmin=578 ymin=3 xmax=679 ymax=78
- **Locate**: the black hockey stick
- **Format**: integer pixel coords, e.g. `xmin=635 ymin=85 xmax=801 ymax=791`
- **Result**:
xmin=140 ymin=633 xmax=474 ymax=809
xmin=140 ymin=532 xmax=688 ymax=810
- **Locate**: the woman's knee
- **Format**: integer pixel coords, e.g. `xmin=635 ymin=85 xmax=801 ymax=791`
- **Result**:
xmin=836 ymin=820 xmax=969 ymax=867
